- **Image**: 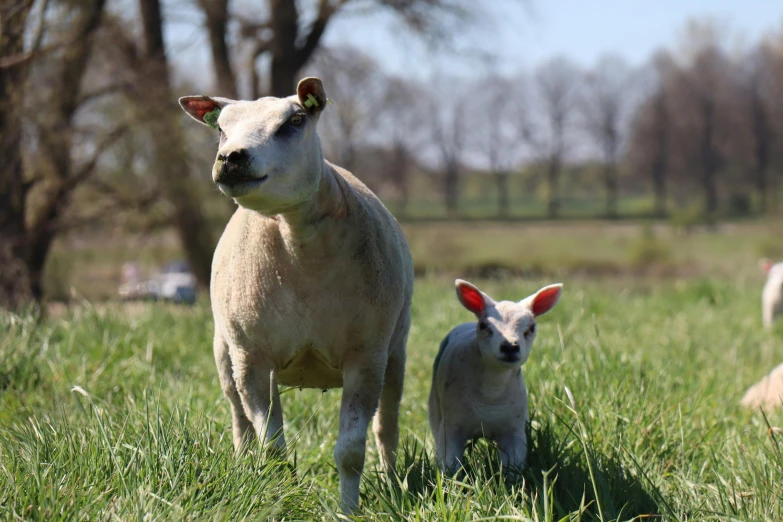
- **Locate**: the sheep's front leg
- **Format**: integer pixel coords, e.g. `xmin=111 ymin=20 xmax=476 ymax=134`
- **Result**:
xmin=335 ymin=359 xmax=386 ymax=513
xmin=435 ymin=422 xmax=468 ymax=476
xmin=233 ymin=352 xmax=286 ymax=454
xmin=496 ymin=430 xmax=527 ymax=481
xmin=214 ymin=334 xmax=253 ymax=451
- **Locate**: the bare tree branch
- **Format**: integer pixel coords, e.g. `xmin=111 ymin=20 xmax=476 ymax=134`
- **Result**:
xmin=67 ymin=125 xmax=131 ymax=191
xmin=0 ymin=0 xmax=50 ymax=69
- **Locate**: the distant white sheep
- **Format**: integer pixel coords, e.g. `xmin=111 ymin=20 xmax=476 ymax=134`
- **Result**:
xmin=760 ymin=258 xmax=783 ymax=329
xmin=179 ymin=78 xmax=413 ymax=513
xmin=739 ymin=259 xmax=783 ymax=410
xmin=741 ymin=362 xmax=783 ymax=410
xmin=429 ymin=279 xmax=562 ymax=477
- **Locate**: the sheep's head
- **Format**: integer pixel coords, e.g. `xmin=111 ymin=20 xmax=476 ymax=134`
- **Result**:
xmin=179 ymin=78 xmax=328 ymax=214
xmin=455 ymin=279 xmax=562 ymax=369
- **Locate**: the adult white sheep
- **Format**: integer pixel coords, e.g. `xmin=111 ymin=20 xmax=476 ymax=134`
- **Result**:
xmin=179 ymin=78 xmax=413 ymax=512
xmin=760 ymin=258 xmax=783 ymax=329
xmin=429 ymin=279 xmax=562 ymax=477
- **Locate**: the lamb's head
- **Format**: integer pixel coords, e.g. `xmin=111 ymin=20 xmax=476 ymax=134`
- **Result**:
xmin=455 ymin=279 xmax=563 ymax=368
xmin=179 ymin=78 xmax=328 ymax=213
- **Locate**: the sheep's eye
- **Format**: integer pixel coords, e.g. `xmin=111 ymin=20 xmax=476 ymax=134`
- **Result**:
xmin=525 ymin=324 xmax=536 ymax=337
xmin=478 ymin=321 xmax=491 ymax=335
xmin=289 ymin=114 xmax=304 ymax=125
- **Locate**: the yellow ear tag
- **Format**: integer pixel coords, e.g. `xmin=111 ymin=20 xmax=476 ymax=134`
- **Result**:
xmin=304 ymin=93 xmax=320 ymax=108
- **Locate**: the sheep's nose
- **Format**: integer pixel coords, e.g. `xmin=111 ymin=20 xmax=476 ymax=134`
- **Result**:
xmin=499 ymin=341 xmax=520 ymax=354
xmin=220 ymin=149 xmax=249 ymax=166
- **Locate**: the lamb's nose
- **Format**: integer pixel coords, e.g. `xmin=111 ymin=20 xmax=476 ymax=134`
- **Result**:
xmin=221 ymin=149 xmax=249 ymax=165
xmin=500 ymin=341 xmax=520 ymax=354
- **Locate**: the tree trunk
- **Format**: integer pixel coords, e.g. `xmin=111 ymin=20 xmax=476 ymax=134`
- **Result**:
xmin=652 ymin=159 xmax=667 ymax=219
xmin=546 ymin=158 xmax=560 ymax=219
xmin=201 ymin=0 xmax=238 ymax=98
xmin=392 ymin=142 xmax=409 ymax=212
xmin=444 ymin=163 xmax=459 ymax=217
xmin=752 ymin=98 xmax=769 ymax=214
xmin=604 ymin=162 xmax=618 ymax=219
xmin=495 ymin=171 xmax=509 ymax=218
xmin=23 ymin=0 xmax=107 ymax=301
xmin=651 ymin=88 xmax=668 ymax=219
xmin=700 ymin=100 xmax=719 ymax=220
xmin=140 ymin=0 xmax=216 ymax=289
xmin=0 ymin=1 xmax=35 ymax=308
xmin=755 ymin=164 xmax=767 ymax=215
xmin=269 ymin=0 xmax=299 ymax=96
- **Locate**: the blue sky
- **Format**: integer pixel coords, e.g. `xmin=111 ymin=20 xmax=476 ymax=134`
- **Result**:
xmin=169 ymin=1 xmax=783 ymax=90
xmin=323 ymin=0 xmax=783 ymax=77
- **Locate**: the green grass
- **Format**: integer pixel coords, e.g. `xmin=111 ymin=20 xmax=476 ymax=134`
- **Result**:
xmin=2 ymin=276 xmax=783 ymax=520
xmin=45 ymin=219 xmax=783 ymax=301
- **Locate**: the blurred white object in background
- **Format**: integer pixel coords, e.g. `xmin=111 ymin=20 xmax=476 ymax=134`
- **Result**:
xmin=118 ymin=260 xmax=197 ymax=304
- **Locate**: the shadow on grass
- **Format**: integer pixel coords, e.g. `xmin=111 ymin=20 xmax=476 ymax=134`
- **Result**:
xmin=362 ymin=419 xmax=667 ymax=521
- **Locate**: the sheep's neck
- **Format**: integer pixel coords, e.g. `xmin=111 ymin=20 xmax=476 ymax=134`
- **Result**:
xmin=475 ymin=347 xmax=522 ymax=402
xmin=277 ymin=163 xmax=346 ymax=256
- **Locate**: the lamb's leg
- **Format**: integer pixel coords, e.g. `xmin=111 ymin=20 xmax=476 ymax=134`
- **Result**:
xmin=496 ymin=430 xmax=527 ymax=481
xmin=373 ymin=327 xmax=408 ymax=475
xmin=335 ymin=358 xmax=386 ymax=513
xmin=214 ymin=334 xmax=253 ymax=451
xmin=436 ymin=422 xmax=467 ymax=476
xmin=233 ymin=352 xmax=286 ymax=454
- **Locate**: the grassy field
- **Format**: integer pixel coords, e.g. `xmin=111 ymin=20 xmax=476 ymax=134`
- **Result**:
xmin=43 ymin=219 xmax=783 ymax=301
xmin=2 ymin=275 xmax=783 ymax=520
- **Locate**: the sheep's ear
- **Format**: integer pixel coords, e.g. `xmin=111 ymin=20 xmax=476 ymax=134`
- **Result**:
xmin=297 ymin=77 xmax=327 ymax=114
xmin=455 ymin=279 xmax=493 ymax=316
xmin=760 ymin=258 xmax=774 ymax=274
xmin=527 ymin=284 xmax=563 ymax=317
xmin=179 ymin=95 xmax=235 ymax=128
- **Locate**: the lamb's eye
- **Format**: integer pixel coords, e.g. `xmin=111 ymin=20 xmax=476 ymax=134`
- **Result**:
xmin=289 ymin=114 xmax=304 ymax=125
xmin=525 ymin=324 xmax=536 ymax=337
xmin=478 ymin=321 xmax=492 ymax=335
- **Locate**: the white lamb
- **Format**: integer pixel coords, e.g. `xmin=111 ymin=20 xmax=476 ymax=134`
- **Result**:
xmin=429 ymin=279 xmax=563 ymax=477
xmin=760 ymin=258 xmax=783 ymax=329
xmin=179 ymin=78 xmax=413 ymax=512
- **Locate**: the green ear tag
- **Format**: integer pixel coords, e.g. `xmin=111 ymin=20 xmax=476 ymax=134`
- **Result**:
xmin=203 ymin=108 xmax=221 ymax=129
xmin=304 ymin=93 xmax=320 ymax=108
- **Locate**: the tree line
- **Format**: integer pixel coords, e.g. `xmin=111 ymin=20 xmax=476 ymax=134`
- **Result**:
xmin=1 ymin=2 xmax=781 ymax=308
xmin=310 ymin=21 xmax=783 ymax=223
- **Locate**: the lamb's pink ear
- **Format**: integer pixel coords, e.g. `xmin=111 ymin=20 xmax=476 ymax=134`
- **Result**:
xmin=297 ymin=77 xmax=327 ymax=114
xmin=530 ymin=284 xmax=563 ymax=317
xmin=455 ymin=279 xmax=491 ymax=316
xmin=760 ymin=258 xmax=774 ymax=274
xmin=178 ymin=95 xmax=235 ymax=128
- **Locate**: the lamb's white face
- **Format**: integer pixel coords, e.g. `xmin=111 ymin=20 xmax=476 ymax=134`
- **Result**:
xmin=455 ymin=280 xmax=563 ymax=369
xmin=477 ymin=301 xmax=537 ymax=367
xmin=179 ymin=78 xmax=327 ymax=214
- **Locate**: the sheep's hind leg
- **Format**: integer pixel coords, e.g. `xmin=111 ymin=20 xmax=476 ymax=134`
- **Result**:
xmin=373 ymin=323 xmax=408 ymax=475
xmin=214 ymin=334 xmax=253 ymax=451
xmin=233 ymin=351 xmax=286 ymax=455
xmin=335 ymin=357 xmax=387 ymax=513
